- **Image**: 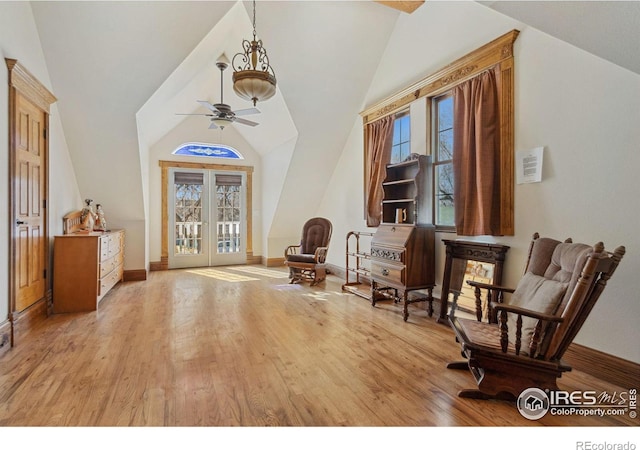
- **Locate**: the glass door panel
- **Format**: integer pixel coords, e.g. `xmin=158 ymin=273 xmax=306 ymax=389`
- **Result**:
xmin=212 ymin=173 xmax=246 ymax=265
xmin=168 ymin=169 xmax=209 ymax=268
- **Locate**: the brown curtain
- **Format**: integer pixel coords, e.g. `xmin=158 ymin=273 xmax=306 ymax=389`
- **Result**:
xmin=365 ymin=115 xmax=394 ymax=226
xmin=453 ymin=67 xmax=501 ymax=236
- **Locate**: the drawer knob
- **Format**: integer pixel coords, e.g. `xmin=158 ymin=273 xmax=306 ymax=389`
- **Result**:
xmin=382 ymin=268 xmax=389 ymax=276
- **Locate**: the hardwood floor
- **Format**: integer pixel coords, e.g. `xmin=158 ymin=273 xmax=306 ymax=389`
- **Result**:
xmin=0 ymin=266 xmax=636 ymax=428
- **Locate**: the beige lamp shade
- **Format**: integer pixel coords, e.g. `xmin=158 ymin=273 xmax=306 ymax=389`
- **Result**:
xmin=232 ymin=70 xmax=276 ymax=106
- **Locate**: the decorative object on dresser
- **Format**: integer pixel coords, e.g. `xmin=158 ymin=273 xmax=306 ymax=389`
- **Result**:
xmin=53 ymin=211 xmax=124 ymax=313
xmin=438 ymin=239 xmax=509 ymax=324
xmin=446 ymin=233 xmax=625 ymax=401
xmin=284 ymin=217 xmax=333 ymax=286
xmin=80 ymin=198 xmax=96 ymax=232
xmin=95 ymin=204 xmax=107 ymax=231
xmin=370 ymin=154 xmax=436 ymax=321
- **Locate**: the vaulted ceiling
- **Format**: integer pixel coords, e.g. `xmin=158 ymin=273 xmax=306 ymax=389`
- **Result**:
xmin=28 ymin=0 xmax=639 ymax=252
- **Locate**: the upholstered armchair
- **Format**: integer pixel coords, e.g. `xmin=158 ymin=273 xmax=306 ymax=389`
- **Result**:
xmin=284 ymin=217 xmax=333 ymax=286
xmin=447 ymin=233 xmax=625 ymax=401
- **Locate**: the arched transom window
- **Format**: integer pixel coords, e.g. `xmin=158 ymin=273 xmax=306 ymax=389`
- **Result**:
xmin=172 ymin=142 xmax=243 ymax=159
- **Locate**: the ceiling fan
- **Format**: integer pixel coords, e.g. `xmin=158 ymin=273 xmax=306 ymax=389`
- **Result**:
xmin=177 ymin=55 xmax=260 ymax=130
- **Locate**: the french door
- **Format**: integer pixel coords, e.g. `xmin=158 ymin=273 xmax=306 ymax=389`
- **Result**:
xmin=168 ymin=168 xmax=246 ymax=268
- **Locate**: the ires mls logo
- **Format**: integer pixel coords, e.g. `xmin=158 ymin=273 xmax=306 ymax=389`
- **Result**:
xmin=517 ymin=387 xmax=637 ymax=420
xmin=517 ymin=388 xmax=550 ymax=420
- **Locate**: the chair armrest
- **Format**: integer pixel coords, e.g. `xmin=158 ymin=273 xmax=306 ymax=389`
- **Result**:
xmin=466 ymin=280 xmax=515 ymax=294
xmin=491 ymin=301 xmax=564 ymax=323
xmin=284 ymin=245 xmax=301 ymax=258
xmin=314 ymin=246 xmax=329 ymax=263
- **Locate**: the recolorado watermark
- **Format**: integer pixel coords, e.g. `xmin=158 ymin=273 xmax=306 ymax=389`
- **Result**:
xmin=517 ymin=387 xmax=637 ymax=420
xmin=576 ymin=443 xmax=636 ymax=450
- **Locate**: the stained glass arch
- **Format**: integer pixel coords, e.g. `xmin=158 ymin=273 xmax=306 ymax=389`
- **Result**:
xmin=172 ymin=142 xmax=243 ymax=159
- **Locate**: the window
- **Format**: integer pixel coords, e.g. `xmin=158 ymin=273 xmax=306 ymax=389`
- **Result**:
xmin=433 ymin=94 xmax=454 ymax=227
xmin=172 ymin=142 xmax=243 ymax=159
xmin=390 ymin=112 xmax=410 ymax=163
xmin=361 ymin=30 xmax=518 ymax=236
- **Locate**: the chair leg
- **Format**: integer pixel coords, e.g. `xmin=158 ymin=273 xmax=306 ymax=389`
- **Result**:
xmin=457 ymin=389 xmax=496 ymax=400
xmin=458 ymin=389 xmax=516 ymax=401
xmin=446 ymin=361 xmax=469 ymax=370
xmin=289 ymin=267 xmax=300 ymax=284
xmin=310 ymin=267 xmax=326 ymax=286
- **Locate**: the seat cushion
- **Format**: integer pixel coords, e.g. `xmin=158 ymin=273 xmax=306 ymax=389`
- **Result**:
xmin=286 ymin=253 xmax=317 ymax=264
xmin=507 ymin=272 xmax=568 ymax=355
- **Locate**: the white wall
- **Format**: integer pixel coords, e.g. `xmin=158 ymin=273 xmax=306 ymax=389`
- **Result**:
xmin=148 ymin=118 xmax=263 ymax=263
xmin=318 ymin=2 xmax=640 ymax=363
xmin=0 ymin=3 xmax=81 ymax=325
xmin=260 ymin=136 xmax=297 ymax=259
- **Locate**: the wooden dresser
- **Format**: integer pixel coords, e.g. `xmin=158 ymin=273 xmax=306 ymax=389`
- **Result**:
xmin=53 ymin=229 xmax=124 ymax=313
xmin=371 ymin=155 xmax=436 ymax=321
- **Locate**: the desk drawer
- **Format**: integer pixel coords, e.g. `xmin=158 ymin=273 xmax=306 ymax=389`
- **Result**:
xmin=371 ymin=261 xmax=405 ymax=286
xmin=371 ymin=246 xmax=405 ymax=263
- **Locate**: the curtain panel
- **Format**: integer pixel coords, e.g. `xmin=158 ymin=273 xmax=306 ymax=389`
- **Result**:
xmin=452 ymin=66 xmax=503 ymax=236
xmin=364 ymin=115 xmax=394 ymax=227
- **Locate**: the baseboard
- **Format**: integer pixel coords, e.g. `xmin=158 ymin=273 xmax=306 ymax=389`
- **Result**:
xmin=326 ymin=263 xmax=346 ymax=279
xmin=150 ymin=256 xmax=168 ymax=271
xmin=264 ymin=257 xmax=285 ymax=267
xmin=0 ymin=318 xmax=11 ymax=357
xmin=247 ymin=254 xmax=262 ymax=265
xmin=123 ymin=269 xmax=147 ymax=281
xmin=149 ymin=261 xmax=166 ymax=271
xmin=564 ymin=343 xmax=640 ymax=390
xmin=11 ymin=293 xmax=49 ymax=343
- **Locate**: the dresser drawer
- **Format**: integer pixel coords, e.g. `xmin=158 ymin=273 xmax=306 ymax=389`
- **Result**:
xmin=371 ymin=261 xmax=405 ymax=287
xmin=100 ymin=235 xmax=110 ymax=261
xmin=99 ymin=263 xmax=123 ymax=299
xmin=108 ymin=232 xmax=123 ymax=259
xmin=99 ymin=252 xmax=123 ymax=278
xmin=100 ymin=232 xmax=123 ymax=261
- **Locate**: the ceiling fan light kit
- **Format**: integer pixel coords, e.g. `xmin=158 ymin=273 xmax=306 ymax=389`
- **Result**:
xmin=232 ymin=0 xmax=277 ymax=107
xmin=211 ymin=117 xmax=232 ymax=129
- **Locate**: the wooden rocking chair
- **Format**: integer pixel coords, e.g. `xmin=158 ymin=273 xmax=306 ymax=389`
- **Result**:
xmin=447 ymin=232 xmax=625 ymax=400
xmin=284 ymin=217 xmax=333 ymax=286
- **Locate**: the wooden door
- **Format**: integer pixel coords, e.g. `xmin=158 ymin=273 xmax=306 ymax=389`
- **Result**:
xmin=13 ymin=92 xmax=47 ymax=312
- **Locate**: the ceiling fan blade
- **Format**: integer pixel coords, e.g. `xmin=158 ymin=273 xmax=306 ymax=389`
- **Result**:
xmin=175 ymin=113 xmax=213 ymax=116
xmin=197 ymin=100 xmax=220 ymax=113
xmin=208 ymin=122 xmax=219 ymax=129
xmin=233 ymin=107 xmax=260 ymax=116
xmin=234 ymin=117 xmax=259 ymax=127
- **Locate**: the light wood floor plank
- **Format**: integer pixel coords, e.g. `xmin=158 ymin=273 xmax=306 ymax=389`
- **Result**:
xmin=0 ymin=267 xmax=636 ymax=427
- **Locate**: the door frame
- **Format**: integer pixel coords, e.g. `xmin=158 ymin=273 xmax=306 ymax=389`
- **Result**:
xmin=158 ymin=160 xmax=254 ymax=270
xmin=6 ymin=59 xmax=56 ymax=348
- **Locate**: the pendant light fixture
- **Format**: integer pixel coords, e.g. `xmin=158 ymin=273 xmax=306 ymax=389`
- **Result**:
xmin=232 ymin=0 xmax=277 ymax=107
